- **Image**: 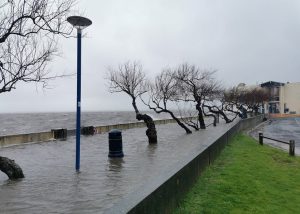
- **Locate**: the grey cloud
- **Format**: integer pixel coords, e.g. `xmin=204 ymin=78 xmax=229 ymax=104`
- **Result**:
xmin=1 ymin=0 xmax=300 ymax=112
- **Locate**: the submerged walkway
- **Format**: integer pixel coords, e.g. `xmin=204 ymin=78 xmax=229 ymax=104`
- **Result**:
xmin=0 ymin=120 xmax=238 ymax=214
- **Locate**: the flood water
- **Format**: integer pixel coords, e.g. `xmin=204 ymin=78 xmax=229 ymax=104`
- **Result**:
xmin=1 ymin=114 xmax=299 ymax=213
xmin=0 ymin=119 xmax=220 ymax=214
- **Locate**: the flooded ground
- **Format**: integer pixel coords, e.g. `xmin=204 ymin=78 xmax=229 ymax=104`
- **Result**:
xmin=249 ymin=117 xmax=300 ymax=155
xmin=0 ymin=118 xmax=229 ymax=214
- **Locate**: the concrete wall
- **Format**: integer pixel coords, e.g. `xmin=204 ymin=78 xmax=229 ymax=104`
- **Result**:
xmin=106 ymin=115 xmax=264 ymax=214
xmin=0 ymin=117 xmax=195 ymax=147
xmin=94 ymin=118 xmax=185 ymax=134
xmin=0 ymin=131 xmax=54 ymax=147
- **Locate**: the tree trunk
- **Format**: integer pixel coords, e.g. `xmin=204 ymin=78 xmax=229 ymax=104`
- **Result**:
xmin=196 ymin=102 xmax=206 ymax=129
xmin=131 ymin=96 xmax=157 ymax=143
xmin=149 ymin=107 xmax=192 ymax=134
xmin=132 ymin=97 xmax=139 ymax=114
xmin=168 ymin=111 xmax=192 ymax=134
xmin=204 ymin=104 xmax=232 ymax=123
xmin=254 ymin=106 xmax=259 ymax=115
xmin=218 ymin=111 xmax=231 ymax=123
xmin=136 ymin=113 xmax=158 ymax=144
xmin=203 ymin=111 xmax=217 ymax=126
xmin=239 ymin=106 xmax=248 ymax=119
xmin=0 ymin=156 xmax=24 ymax=179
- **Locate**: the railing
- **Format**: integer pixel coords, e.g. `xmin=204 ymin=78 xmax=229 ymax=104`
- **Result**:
xmin=258 ymin=132 xmax=295 ymax=156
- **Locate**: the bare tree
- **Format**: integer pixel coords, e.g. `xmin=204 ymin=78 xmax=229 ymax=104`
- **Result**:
xmin=177 ymin=103 xmax=200 ymax=130
xmin=224 ymin=85 xmax=268 ymax=119
xmin=202 ymin=88 xmax=235 ymax=124
xmin=107 ymin=61 xmax=157 ymax=143
xmin=0 ymin=0 xmax=75 ymax=179
xmin=143 ymin=69 xmax=192 ymax=134
xmin=243 ymin=87 xmax=269 ymax=115
xmin=175 ymin=63 xmax=219 ymax=129
xmin=0 ymin=34 xmax=58 ymax=93
xmin=202 ymin=100 xmax=234 ymax=124
xmin=0 ymin=0 xmax=75 ymax=93
xmin=0 ymin=0 xmax=74 ymax=42
xmin=202 ymin=104 xmax=218 ymax=126
xmin=223 ymin=86 xmax=245 ymax=118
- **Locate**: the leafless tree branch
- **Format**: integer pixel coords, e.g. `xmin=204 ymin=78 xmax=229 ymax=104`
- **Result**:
xmin=106 ymin=61 xmax=157 ymax=143
xmin=0 ymin=0 xmax=76 ymax=94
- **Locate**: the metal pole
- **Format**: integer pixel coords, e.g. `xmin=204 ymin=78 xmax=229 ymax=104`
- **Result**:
xmin=289 ymin=140 xmax=295 ymax=156
xmin=76 ymin=29 xmax=82 ymax=171
xmin=259 ymin=132 xmax=263 ymax=145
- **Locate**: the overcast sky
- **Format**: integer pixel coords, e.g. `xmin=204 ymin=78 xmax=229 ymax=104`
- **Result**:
xmin=1 ymin=0 xmax=300 ymax=113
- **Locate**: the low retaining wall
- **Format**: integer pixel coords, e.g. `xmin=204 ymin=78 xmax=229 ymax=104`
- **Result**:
xmin=94 ymin=118 xmax=183 ymax=134
xmin=0 ymin=117 xmax=195 ymax=147
xmin=0 ymin=131 xmax=53 ymax=147
xmin=106 ymin=115 xmax=264 ymax=214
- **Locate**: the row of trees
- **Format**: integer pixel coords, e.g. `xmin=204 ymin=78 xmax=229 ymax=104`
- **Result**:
xmin=0 ymin=1 xmax=268 ymax=180
xmin=107 ymin=61 xmax=269 ymax=141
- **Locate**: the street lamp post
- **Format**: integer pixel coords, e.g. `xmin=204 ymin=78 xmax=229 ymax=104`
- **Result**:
xmin=67 ymin=16 xmax=92 ymax=171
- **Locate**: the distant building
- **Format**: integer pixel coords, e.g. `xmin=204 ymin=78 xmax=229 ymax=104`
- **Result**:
xmin=260 ymin=81 xmax=300 ymax=114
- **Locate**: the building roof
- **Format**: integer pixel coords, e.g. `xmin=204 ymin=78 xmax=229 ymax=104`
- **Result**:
xmin=260 ymin=81 xmax=285 ymax=88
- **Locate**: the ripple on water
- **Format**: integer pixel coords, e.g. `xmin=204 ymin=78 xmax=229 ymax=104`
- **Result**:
xmin=0 ymin=120 xmax=219 ymax=213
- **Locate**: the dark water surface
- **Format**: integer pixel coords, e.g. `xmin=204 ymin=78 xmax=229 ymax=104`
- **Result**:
xmin=1 ymin=114 xmax=298 ymax=213
xmin=0 ymin=111 xmax=188 ymax=213
xmin=0 ymin=120 xmax=221 ymax=214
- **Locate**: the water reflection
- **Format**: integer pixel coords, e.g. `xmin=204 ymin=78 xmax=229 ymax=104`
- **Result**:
xmin=147 ymin=144 xmax=157 ymax=158
xmin=3 ymin=178 xmax=23 ymax=186
xmin=107 ymin=158 xmax=124 ymax=172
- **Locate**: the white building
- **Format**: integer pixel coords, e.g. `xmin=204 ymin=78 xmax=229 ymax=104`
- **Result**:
xmin=261 ymin=81 xmax=300 ymax=114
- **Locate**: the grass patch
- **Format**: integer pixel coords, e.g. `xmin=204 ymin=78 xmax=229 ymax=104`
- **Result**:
xmin=174 ymin=133 xmax=300 ymax=214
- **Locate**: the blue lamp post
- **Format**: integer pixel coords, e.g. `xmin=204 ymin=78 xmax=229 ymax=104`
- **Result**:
xmin=67 ymin=16 xmax=92 ymax=171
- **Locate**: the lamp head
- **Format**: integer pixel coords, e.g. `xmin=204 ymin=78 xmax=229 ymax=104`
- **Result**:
xmin=67 ymin=16 xmax=92 ymax=30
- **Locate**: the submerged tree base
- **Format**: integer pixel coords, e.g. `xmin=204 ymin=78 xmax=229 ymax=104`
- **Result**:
xmin=136 ymin=113 xmax=157 ymax=144
xmin=0 ymin=156 xmax=24 ymax=180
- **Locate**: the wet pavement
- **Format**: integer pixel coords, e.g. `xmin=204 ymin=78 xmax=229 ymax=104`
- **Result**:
xmin=249 ymin=117 xmax=300 ymax=155
xmin=0 ymin=119 xmax=236 ymax=214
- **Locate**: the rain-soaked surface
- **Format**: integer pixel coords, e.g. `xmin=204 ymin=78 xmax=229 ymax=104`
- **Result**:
xmin=249 ymin=117 xmax=300 ymax=155
xmin=0 ymin=118 xmax=227 ymax=214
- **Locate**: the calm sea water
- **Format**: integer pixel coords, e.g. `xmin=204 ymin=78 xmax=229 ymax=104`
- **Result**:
xmin=0 ymin=111 xmax=171 ymax=136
